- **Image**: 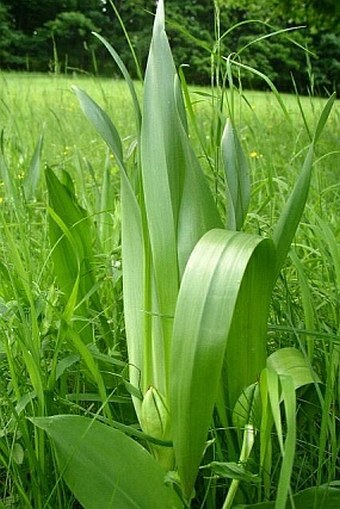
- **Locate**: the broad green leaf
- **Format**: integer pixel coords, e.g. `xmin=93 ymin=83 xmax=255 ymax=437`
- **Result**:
xmin=171 ymin=228 xmax=275 ymax=500
xmin=222 ymin=231 xmax=275 ymax=411
xmin=233 ymin=382 xmax=261 ymax=429
xmin=140 ymin=0 xmax=182 ymax=334
xmin=272 ymin=93 xmax=335 ymax=281
xmin=234 ymin=483 xmax=340 ymax=509
xmin=221 ymin=119 xmax=250 ymax=230
xmin=233 ymin=347 xmax=318 ymax=430
xmin=266 ymin=347 xmax=319 ymax=390
xmin=175 ymin=101 xmax=223 ymax=275
xmin=46 ymin=167 xmax=112 ymax=346
xmin=31 ymin=415 xmax=182 ymax=509
xmin=46 ymin=166 xmax=94 ymax=301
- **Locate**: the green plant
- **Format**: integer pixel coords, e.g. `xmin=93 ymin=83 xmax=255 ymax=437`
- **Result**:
xmin=25 ymin=1 xmax=338 ymax=508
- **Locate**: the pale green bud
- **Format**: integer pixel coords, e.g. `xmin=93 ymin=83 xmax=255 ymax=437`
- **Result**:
xmin=140 ymin=386 xmax=169 ymax=440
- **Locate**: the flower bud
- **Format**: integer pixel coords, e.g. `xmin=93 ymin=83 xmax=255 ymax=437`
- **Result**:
xmin=140 ymin=386 xmax=169 ymax=440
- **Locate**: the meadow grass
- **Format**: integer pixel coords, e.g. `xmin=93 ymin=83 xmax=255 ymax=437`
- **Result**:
xmin=0 ymin=66 xmax=339 ymax=509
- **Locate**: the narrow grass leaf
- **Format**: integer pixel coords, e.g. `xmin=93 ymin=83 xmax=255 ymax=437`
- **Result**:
xmin=226 ymin=59 xmax=290 ymax=121
xmin=272 ymin=143 xmax=314 ymax=279
xmin=314 ymin=215 xmax=340 ymax=294
xmin=107 ymin=0 xmax=143 ymax=81
xmin=313 ymin=93 xmax=336 ymax=144
xmin=272 ymin=93 xmax=335 ymax=281
xmin=171 ymin=228 xmax=275 ymax=500
xmin=97 ymin=165 xmax=115 ymax=253
xmin=0 ymin=152 xmax=19 ymax=205
xmin=275 ymin=375 xmax=296 ymax=509
xmin=92 ymin=32 xmax=141 ymax=132
xmin=258 ymin=370 xmax=274 ymax=499
xmin=32 ymin=415 xmax=182 ymax=509
xmin=23 ymin=133 xmax=44 ymax=201
xmin=289 ymin=250 xmax=315 ymax=358
xmin=265 ymin=368 xmax=283 ymax=452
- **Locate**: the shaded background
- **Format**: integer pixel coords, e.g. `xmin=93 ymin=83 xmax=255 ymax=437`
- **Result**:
xmin=0 ymin=0 xmax=339 ymax=95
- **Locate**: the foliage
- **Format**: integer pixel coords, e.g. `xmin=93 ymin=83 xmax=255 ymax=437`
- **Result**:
xmin=44 ymin=12 xmax=100 ymax=73
xmin=0 ymin=3 xmax=26 ymax=68
xmin=0 ymin=0 xmax=339 ymax=94
xmin=0 ymin=1 xmax=339 ymax=507
xmin=18 ymin=1 xmax=338 ymax=508
xmin=313 ymin=32 xmax=340 ymax=95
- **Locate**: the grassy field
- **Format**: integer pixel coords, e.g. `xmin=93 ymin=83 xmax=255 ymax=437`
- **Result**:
xmin=0 ymin=66 xmax=339 ymax=509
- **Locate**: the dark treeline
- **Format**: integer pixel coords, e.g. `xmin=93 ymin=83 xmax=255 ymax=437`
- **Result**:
xmin=0 ymin=0 xmax=339 ymax=95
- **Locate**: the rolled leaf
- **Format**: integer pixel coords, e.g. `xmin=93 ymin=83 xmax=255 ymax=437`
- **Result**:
xmin=221 ymin=119 xmax=250 ymax=230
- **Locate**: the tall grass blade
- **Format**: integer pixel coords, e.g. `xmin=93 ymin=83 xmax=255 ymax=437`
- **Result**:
xmin=272 ymin=93 xmax=336 ymax=280
xmin=226 ymin=59 xmax=291 ymax=121
xmin=92 ymin=32 xmax=142 ymax=133
xmin=289 ymin=250 xmax=316 ymax=359
xmin=0 ymin=152 xmax=19 ymax=206
xmin=23 ymin=133 xmax=44 ymax=201
xmin=275 ymin=375 xmax=296 ymax=509
xmin=107 ymin=0 xmax=143 ymax=81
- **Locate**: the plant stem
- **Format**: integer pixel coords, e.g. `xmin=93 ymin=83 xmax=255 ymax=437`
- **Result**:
xmin=222 ymin=424 xmax=256 ymax=509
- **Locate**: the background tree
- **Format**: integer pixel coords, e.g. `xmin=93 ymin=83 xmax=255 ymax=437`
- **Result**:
xmin=0 ymin=3 xmax=26 ymax=68
xmin=0 ymin=0 xmax=338 ymax=95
